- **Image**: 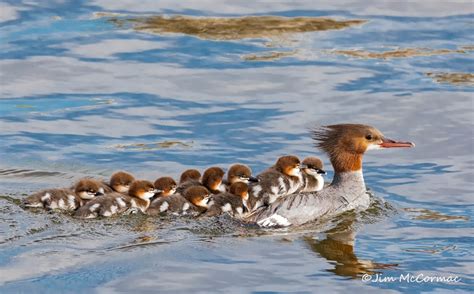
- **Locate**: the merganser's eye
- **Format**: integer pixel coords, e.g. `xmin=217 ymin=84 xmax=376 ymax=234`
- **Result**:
xmin=366 ymin=134 xmax=373 ymax=140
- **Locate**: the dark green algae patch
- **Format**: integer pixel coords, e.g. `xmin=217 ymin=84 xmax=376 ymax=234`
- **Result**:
xmin=107 ymin=15 xmax=367 ymax=40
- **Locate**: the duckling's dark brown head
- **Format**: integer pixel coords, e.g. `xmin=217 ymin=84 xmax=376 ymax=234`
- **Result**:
xmin=184 ymin=186 xmax=212 ymax=208
xmin=75 ymin=179 xmax=103 ymax=200
xmin=110 ymin=171 xmax=135 ymax=193
xmin=154 ymin=177 xmax=177 ymax=197
xmin=302 ymin=157 xmax=326 ymax=176
xmin=201 ymin=167 xmax=226 ymax=193
xmin=227 ymin=164 xmax=258 ymax=184
xmin=129 ymin=180 xmax=157 ymax=200
xmin=229 ymin=182 xmax=249 ymax=201
xmin=275 ymin=155 xmax=302 ymax=177
xmin=179 ymin=169 xmax=201 ymax=184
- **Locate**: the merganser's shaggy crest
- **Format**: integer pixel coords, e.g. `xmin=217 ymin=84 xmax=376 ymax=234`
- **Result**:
xmin=22 ymin=179 xmax=105 ymax=211
xmin=247 ymin=124 xmax=414 ymax=227
xmin=298 ymin=157 xmax=326 ymax=193
xmin=225 ymin=164 xmax=259 ymax=186
xmin=204 ymin=182 xmax=249 ymax=218
xmin=248 ymin=155 xmax=304 ymax=211
xmin=109 ymin=171 xmax=135 ymax=194
xmin=74 ymin=180 xmax=158 ymax=219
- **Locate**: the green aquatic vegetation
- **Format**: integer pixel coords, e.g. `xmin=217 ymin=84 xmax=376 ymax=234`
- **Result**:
xmin=113 ymin=140 xmax=193 ymax=150
xmin=110 ymin=15 xmax=366 ymax=40
xmin=404 ymin=208 xmax=470 ymax=221
xmin=425 ymin=72 xmax=474 ymax=86
xmin=332 ymin=47 xmax=472 ymax=59
xmin=242 ymin=50 xmax=297 ymax=61
xmin=0 ymin=195 xmax=22 ymax=206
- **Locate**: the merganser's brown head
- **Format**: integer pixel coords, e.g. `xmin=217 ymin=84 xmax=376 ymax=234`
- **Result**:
xmin=179 ymin=169 xmax=201 ymax=184
xmin=75 ymin=179 xmax=104 ymax=200
xmin=227 ymin=164 xmax=259 ymax=184
xmin=313 ymin=124 xmax=414 ymax=173
xmin=153 ymin=177 xmax=177 ymax=197
xmin=184 ymin=186 xmax=212 ymax=208
xmin=201 ymin=167 xmax=226 ymax=193
xmin=229 ymin=182 xmax=249 ymax=201
xmin=302 ymin=157 xmax=326 ymax=176
xmin=275 ymin=155 xmax=302 ymax=177
xmin=110 ymin=171 xmax=135 ymax=193
xmin=129 ymin=180 xmax=159 ymax=200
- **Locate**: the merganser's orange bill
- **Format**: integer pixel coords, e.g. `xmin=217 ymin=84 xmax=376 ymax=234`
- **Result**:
xmin=380 ymin=137 xmax=415 ymax=148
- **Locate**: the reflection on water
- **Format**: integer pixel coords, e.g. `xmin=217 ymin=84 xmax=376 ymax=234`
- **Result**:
xmin=0 ymin=0 xmax=473 ymax=293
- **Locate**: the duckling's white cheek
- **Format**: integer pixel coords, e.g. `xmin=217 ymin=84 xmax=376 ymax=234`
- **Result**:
xmin=143 ymin=192 xmax=155 ymax=199
xmin=98 ymin=188 xmax=105 ymax=194
xmin=366 ymin=143 xmax=382 ymax=151
xmin=290 ymin=168 xmax=301 ymax=177
xmin=79 ymin=191 xmax=94 ymax=200
xmin=217 ymin=183 xmax=226 ymax=192
xmin=115 ymin=185 xmax=128 ymax=193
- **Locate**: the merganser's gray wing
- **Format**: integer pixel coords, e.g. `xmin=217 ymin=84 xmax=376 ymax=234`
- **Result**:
xmin=245 ymin=189 xmax=343 ymax=227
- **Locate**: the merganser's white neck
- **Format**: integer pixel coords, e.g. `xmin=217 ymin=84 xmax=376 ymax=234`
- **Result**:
xmin=327 ymin=170 xmax=367 ymax=203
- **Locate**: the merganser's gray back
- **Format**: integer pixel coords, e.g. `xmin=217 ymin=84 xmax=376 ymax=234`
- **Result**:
xmin=246 ymin=171 xmax=370 ymax=227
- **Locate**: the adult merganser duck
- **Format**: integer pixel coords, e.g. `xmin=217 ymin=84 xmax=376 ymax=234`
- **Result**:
xmin=247 ymin=155 xmax=305 ymax=211
xmin=22 ymin=179 xmax=106 ymax=211
xmin=73 ymin=180 xmax=158 ymax=218
xmin=204 ymin=182 xmax=249 ymax=218
xmin=298 ymin=156 xmax=326 ymax=193
xmin=225 ymin=164 xmax=259 ymax=187
xmin=246 ymin=124 xmax=414 ymax=227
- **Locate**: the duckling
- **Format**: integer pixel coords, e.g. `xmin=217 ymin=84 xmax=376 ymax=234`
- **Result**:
xmin=108 ymin=171 xmax=135 ymax=194
xmin=153 ymin=177 xmax=177 ymax=198
xmin=201 ymin=167 xmax=226 ymax=194
xmin=147 ymin=177 xmax=197 ymax=216
xmin=176 ymin=169 xmax=201 ymax=194
xmin=248 ymin=155 xmax=305 ymax=211
xmin=73 ymin=180 xmax=158 ymax=219
xmin=204 ymin=182 xmax=249 ymax=218
xmin=22 ymin=179 xmax=105 ymax=211
xmin=183 ymin=185 xmax=213 ymax=213
xmin=224 ymin=164 xmax=259 ymax=189
xmin=298 ymin=156 xmax=326 ymax=193
xmin=179 ymin=169 xmax=201 ymax=185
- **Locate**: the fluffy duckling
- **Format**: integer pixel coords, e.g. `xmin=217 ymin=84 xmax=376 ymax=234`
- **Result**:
xmin=298 ymin=157 xmax=326 ymax=193
xmin=147 ymin=177 xmax=197 ymax=216
xmin=204 ymin=182 xmax=249 ymax=218
xmin=176 ymin=169 xmax=201 ymax=194
xmin=201 ymin=167 xmax=226 ymax=194
xmin=22 ymin=179 xmax=105 ymax=211
xmin=108 ymin=171 xmax=135 ymax=194
xmin=225 ymin=164 xmax=258 ymax=189
xmin=248 ymin=155 xmax=305 ymax=211
xmin=73 ymin=180 xmax=158 ymax=219
xmin=153 ymin=177 xmax=178 ymax=198
xmin=183 ymin=185 xmax=213 ymax=213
